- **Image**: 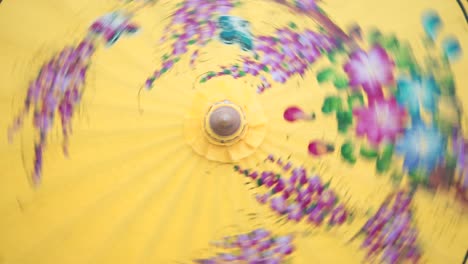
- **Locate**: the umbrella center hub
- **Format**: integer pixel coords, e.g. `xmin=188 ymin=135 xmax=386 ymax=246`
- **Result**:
xmin=204 ymin=101 xmax=246 ymax=145
xmin=209 ymin=106 xmax=241 ymax=136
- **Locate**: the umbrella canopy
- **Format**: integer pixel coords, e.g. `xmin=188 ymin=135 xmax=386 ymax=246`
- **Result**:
xmin=0 ymin=0 xmax=467 ymax=263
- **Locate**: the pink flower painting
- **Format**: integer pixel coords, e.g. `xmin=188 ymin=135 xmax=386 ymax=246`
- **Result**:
xmin=344 ymin=45 xmax=395 ymax=102
xmin=353 ymin=98 xmax=407 ymax=146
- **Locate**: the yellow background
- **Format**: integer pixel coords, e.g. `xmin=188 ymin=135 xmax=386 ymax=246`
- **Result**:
xmin=0 ymin=0 xmax=467 ymax=263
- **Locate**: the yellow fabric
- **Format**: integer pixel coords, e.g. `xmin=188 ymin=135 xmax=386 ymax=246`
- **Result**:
xmin=0 ymin=0 xmax=467 ymax=264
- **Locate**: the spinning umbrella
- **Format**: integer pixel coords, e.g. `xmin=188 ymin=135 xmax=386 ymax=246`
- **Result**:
xmin=0 ymin=0 xmax=468 ymax=263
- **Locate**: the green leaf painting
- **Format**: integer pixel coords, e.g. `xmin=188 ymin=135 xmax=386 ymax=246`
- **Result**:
xmin=367 ymin=29 xmax=383 ymax=44
xmin=317 ymin=68 xmax=335 ymax=83
xmin=336 ymin=110 xmax=353 ymax=133
xmin=360 ymin=146 xmax=378 ymax=159
xmin=392 ymin=44 xmax=417 ymax=71
xmin=333 ymin=75 xmax=349 ymax=89
xmin=376 ymin=145 xmax=394 ymax=173
xmin=382 ymin=34 xmax=400 ymax=51
xmin=341 ymin=141 xmax=357 ymax=164
xmin=317 ymin=68 xmax=350 ymax=90
xmin=347 ymin=93 xmax=365 ymax=109
xmin=321 ymin=96 xmax=343 ymax=114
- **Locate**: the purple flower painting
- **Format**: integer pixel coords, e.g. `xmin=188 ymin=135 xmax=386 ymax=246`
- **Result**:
xmin=235 ymin=154 xmax=352 ymax=228
xmin=353 ymin=98 xmax=407 ymax=146
xmin=344 ymin=45 xmax=395 ymax=102
xmin=195 ymin=228 xmax=295 ymax=263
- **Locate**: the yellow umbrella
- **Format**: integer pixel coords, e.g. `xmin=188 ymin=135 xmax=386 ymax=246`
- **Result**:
xmin=0 ymin=0 xmax=467 ymax=263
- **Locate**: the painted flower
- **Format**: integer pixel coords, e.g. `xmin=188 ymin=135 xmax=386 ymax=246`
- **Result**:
xmin=270 ymin=66 xmax=289 ymax=83
xmin=242 ymin=247 xmax=259 ymax=260
xmin=277 ymin=243 xmax=294 ymax=255
xmin=90 ymin=12 xmax=139 ymax=46
xmin=257 ymin=36 xmax=277 ymax=48
xmin=242 ymin=59 xmax=263 ymax=76
xmin=238 ymin=234 xmax=252 ymax=248
xmin=295 ymin=0 xmax=319 ymax=12
xmin=287 ymin=204 xmax=303 ymax=222
xmin=219 ymin=253 xmax=238 ymax=261
xmin=282 ymin=185 xmax=294 ymax=199
xmin=257 ymin=239 xmax=273 ymax=251
xmin=329 ymin=205 xmax=347 ymax=225
xmin=261 ymin=171 xmax=277 ymax=187
xmin=395 ymin=122 xmax=446 ymax=174
xmin=396 ymin=74 xmax=440 ymax=118
xmin=270 ymin=196 xmax=288 ymax=213
xmin=391 ymin=191 xmax=412 ymax=213
xmin=290 ymin=167 xmax=306 ymax=185
xmin=252 ymin=228 xmax=270 ymax=240
xmin=273 ymin=178 xmax=286 ymax=193
xmin=299 ymin=191 xmax=312 ymax=208
xmin=308 ymin=140 xmax=335 ymax=156
xmin=317 ymin=189 xmax=336 ymax=208
xmin=401 ymin=228 xmax=418 ymax=247
xmin=276 ymin=235 xmax=293 ymax=246
xmin=353 ymin=98 xmax=407 ymax=146
xmin=357 ymin=190 xmax=422 ymax=264
xmin=300 ymin=44 xmax=321 ymax=63
xmin=276 ymin=28 xmax=296 ymax=43
xmin=453 ymin=131 xmax=468 ymax=188
xmin=306 ymin=175 xmax=323 ymax=194
xmin=299 ymin=30 xmax=335 ymax=51
xmin=260 ymin=48 xmax=285 ymax=66
xmin=382 ymin=247 xmax=399 ymax=264
xmin=283 ymin=106 xmax=315 ymax=122
xmin=256 ymin=194 xmax=269 ymax=204
xmin=246 ymin=171 xmax=258 ymax=179
xmin=344 ymin=45 xmax=395 ymax=99
xmin=172 ymin=40 xmax=188 ymax=55
xmin=308 ymin=207 xmax=324 ymax=225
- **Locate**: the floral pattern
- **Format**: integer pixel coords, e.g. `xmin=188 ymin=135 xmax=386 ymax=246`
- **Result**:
xmin=195 ymin=228 xmax=295 ymax=263
xmin=6 ymin=1 xmax=468 ymax=264
xmin=283 ymin=106 xmax=315 ymax=122
xmin=353 ymin=98 xmax=407 ymax=146
xmin=235 ymin=154 xmax=353 ymax=227
xmin=89 ymin=11 xmax=139 ymax=46
xmin=395 ymin=74 xmax=440 ymax=120
xmin=283 ymin=9 xmax=466 ymax=198
xmin=395 ymin=122 xmax=446 ymax=175
xmin=8 ymin=12 xmax=140 ymax=185
xmin=201 ymin=26 xmax=336 ymax=93
xmin=144 ymin=0 xmax=240 ymax=89
xmin=352 ymin=190 xmax=422 ymax=264
xmin=344 ymin=45 xmax=395 ymax=101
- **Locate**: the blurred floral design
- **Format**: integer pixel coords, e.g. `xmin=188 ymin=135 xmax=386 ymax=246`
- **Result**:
xmin=344 ymin=45 xmax=395 ymax=100
xmin=195 ymin=228 xmax=295 ymax=263
xmin=234 ymin=154 xmax=353 ymax=227
xmin=5 ymin=1 xmax=468 ymax=263
xmin=144 ymin=0 xmax=241 ymax=89
xmin=351 ymin=190 xmax=422 ymax=264
xmin=277 ymin=9 xmax=467 ymax=203
xmin=200 ymin=25 xmax=337 ymax=93
xmin=7 ymin=11 xmax=141 ymax=185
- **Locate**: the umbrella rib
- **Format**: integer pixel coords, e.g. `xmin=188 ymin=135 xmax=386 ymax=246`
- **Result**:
xmin=8 ymin=141 xmax=189 ymax=261
xmin=75 ymin=122 xmax=182 ymax=135
xmin=1 ymin=130 xmax=183 ymax=216
xmin=181 ymin=164 xmax=221 ymax=261
xmin=173 ymin=156 xmax=210 ymax=260
xmin=89 ymin=103 xmax=188 ymax=117
xmin=87 ymin=148 xmax=195 ymax=263
xmin=136 ymin=155 xmax=200 ymax=263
